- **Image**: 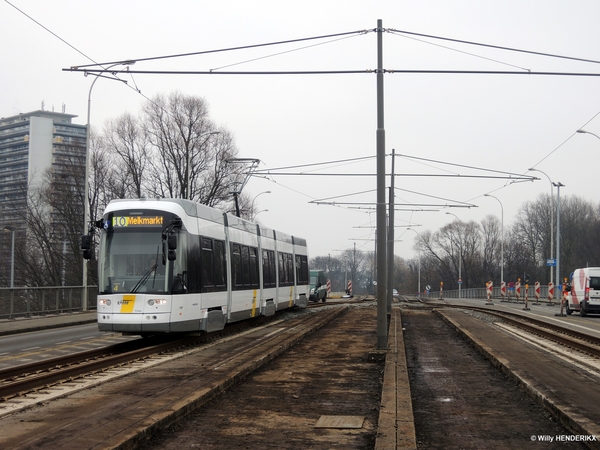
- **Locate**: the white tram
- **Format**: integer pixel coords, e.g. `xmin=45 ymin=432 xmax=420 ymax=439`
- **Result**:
xmin=90 ymin=198 xmax=309 ymax=335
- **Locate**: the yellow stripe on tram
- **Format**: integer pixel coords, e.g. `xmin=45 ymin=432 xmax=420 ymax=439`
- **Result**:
xmin=289 ymin=286 xmax=293 ymax=307
xmin=121 ymin=295 xmax=136 ymax=313
xmin=252 ymin=289 xmax=257 ymax=317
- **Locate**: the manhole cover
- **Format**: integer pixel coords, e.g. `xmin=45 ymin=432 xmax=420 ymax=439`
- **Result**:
xmin=314 ymin=415 xmax=364 ymax=429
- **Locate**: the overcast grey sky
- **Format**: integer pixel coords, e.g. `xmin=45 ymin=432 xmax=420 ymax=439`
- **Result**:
xmin=2 ymin=0 xmax=600 ymax=262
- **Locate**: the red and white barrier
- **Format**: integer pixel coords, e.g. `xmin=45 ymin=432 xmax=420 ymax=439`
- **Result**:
xmin=326 ymin=279 xmax=331 ymax=297
xmin=501 ymin=281 xmax=506 ymax=299
xmin=485 ymin=281 xmax=494 ymax=305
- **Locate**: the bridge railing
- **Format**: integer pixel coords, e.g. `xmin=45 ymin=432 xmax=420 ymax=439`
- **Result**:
xmin=0 ymin=286 xmax=97 ymax=319
xmin=429 ymin=285 xmax=559 ymax=303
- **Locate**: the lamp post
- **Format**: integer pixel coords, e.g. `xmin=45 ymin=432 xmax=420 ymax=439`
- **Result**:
xmin=484 ymin=194 xmax=504 ymax=288
xmin=407 ymin=228 xmax=421 ymax=296
xmin=186 ymin=131 xmax=221 ymax=200
xmin=577 ymin=129 xmax=600 ymax=140
xmin=553 ymin=182 xmax=565 ymax=302
xmin=251 ymin=191 xmax=271 ymax=217
xmin=528 ymin=168 xmax=554 ymax=286
xmin=82 ymin=61 xmax=133 ymax=310
xmin=254 ymin=209 xmax=268 ymax=218
xmin=3 ymin=226 xmax=14 ymax=288
xmin=445 ymin=212 xmax=462 ymax=298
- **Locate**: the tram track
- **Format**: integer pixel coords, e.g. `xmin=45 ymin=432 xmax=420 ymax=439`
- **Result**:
xmin=439 ymin=304 xmax=600 ymax=359
xmin=0 ymin=306 xmax=350 ymax=449
xmin=0 ymin=313 xmax=279 ymax=403
xmin=0 ymin=336 xmax=199 ymax=401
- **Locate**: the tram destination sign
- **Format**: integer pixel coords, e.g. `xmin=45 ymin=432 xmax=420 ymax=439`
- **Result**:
xmin=112 ymin=215 xmax=165 ymax=227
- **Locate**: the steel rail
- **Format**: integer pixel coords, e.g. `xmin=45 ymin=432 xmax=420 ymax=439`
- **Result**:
xmin=0 ymin=311 xmax=287 ymax=401
xmin=0 ymin=336 xmax=198 ymax=400
xmin=441 ymin=304 xmax=600 ymax=358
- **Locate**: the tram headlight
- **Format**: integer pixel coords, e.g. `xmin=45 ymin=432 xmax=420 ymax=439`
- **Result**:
xmin=148 ymin=298 xmax=167 ymax=306
xmin=98 ymin=299 xmax=111 ymax=306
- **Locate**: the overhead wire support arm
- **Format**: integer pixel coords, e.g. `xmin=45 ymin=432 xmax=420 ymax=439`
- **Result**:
xmin=65 ymin=29 xmax=373 ymax=70
xmin=388 ymin=28 xmax=600 ymax=66
xmin=225 ymin=158 xmax=262 ymax=217
xmin=64 ymin=68 xmax=373 ymax=76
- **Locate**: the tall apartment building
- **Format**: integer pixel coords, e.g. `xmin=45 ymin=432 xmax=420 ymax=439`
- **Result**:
xmin=0 ymin=110 xmax=87 ymax=286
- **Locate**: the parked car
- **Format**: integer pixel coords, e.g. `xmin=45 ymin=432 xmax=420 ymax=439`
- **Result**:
xmin=566 ymin=267 xmax=600 ymax=316
xmin=309 ymin=270 xmax=327 ymax=302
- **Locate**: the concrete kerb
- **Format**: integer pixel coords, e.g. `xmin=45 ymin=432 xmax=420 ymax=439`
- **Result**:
xmin=375 ymin=308 xmax=417 ymax=450
xmin=0 ymin=312 xmax=97 ymax=336
xmin=109 ymin=306 xmax=349 ymax=450
xmin=435 ymin=309 xmax=600 ymax=449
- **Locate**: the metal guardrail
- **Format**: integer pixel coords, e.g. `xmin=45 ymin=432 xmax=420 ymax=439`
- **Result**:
xmin=429 ymin=285 xmax=560 ymax=302
xmin=0 ymin=286 xmax=97 ymax=319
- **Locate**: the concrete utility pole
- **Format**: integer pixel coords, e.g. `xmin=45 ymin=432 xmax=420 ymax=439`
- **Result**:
xmin=376 ymin=19 xmax=387 ymax=350
xmin=554 ymin=182 xmax=564 ymax=292
xmin=386 ymin=149 xmax=395 ymax=314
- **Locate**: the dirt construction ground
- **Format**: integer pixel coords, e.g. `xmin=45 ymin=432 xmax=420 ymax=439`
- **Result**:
xmin=138 ymin=305 xmax=384 ymax=449
xmin=402 ymin=310 xmax=588 ymax=450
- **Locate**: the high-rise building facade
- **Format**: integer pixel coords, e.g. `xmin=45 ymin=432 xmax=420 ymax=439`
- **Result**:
xmin=0 ymin=110 xmax=87 ymax=286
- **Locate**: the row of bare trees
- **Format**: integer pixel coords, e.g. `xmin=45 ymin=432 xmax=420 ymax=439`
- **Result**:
xmin=405 ymin=194 xmax=600 ymax=293
xmin=310 ymin=194 xmax=600 ymax=295
xmin=2 ymin=91 xmax=599 ymax=289
xmin=1 ymin=92 xmax=251 ymax=287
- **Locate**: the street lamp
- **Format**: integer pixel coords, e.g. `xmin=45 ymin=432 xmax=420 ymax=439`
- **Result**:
xmin=553 ymin=182 xmax=565 ymax=302
xmin=484 ymin=194 xmax=504 ymax=288
xmin=82 ymin=61 xmax=134 ymax=310
xmin=528 ymin=168 xmax=555 ymax=287
xmin=407 ymin=228 xmax=421 ymax=296
xmin=251 ymin=191 xmax=271 ymax=215
xmin=445 ymin=212 xmax=462 ymax=298
xmin=254 ymin=209 xmax=268 ymax=218
xmin=186 ymin=131 xmax=221 ymax=200
xmin=3 ymin=226 xmax=14 ymax=288
xmin=576 ymin=129 xmax=600 ymax=140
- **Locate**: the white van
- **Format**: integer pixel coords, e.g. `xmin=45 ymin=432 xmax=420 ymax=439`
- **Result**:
xmin=566 ymin=267 xmax=600 ymax=316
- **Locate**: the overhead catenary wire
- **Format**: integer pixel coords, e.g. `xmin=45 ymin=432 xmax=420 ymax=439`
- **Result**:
xmin=388 ymin=28 xmax=600 ymax=66
xmin=14 ymin=0 xmax=597 ymax=208
xmin=69 ymin=29 xmax=371 ymax=69
xmin=66 ymin=68 xmax=600 ymax=77
xmin=388 ymin=30 xmax=531 ymax=72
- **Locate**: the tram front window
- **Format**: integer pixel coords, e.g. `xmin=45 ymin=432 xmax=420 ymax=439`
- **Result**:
xmin=99 ymin=230 xmax=170 ymax=294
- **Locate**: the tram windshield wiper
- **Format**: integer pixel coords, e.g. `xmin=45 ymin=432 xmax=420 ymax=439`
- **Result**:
xmin=131 ymin=263 xmax=158 ymax=294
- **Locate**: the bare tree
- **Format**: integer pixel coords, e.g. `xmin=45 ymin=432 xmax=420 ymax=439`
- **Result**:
xmin=139 ymin=92 xmax=240 ymax=208
xmin=103 ymin=113 xmax=149 ymax=199
xmin=480 ymin=214 xmax=502 ymax=283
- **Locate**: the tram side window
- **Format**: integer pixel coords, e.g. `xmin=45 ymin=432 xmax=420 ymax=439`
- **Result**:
xmin=286 ymin=253 xmax=294 ymax=285
xmin=278 ymin=252 xmax=294 ymax=287
xmin=214 ymin=240 xmax=226 ymax=289
xmin=232 ymin=243 xmax=259 ymax=290
xmin=278 ymin=252 xmax=286 ymax=285
xmin=296 ymin=255 xmax=308 ymax=285
xmin=232 ymin=244 xmax=242 ymax=289
xmin=262 ymin=249 xmax=276 ymax=288
xmin=201 ymin=238 xmax=215 ymax=291
xmin=249 ymin=247 xmax=258 ymax=287
xmin=241 ymin=246 xmax=250 ymax=285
